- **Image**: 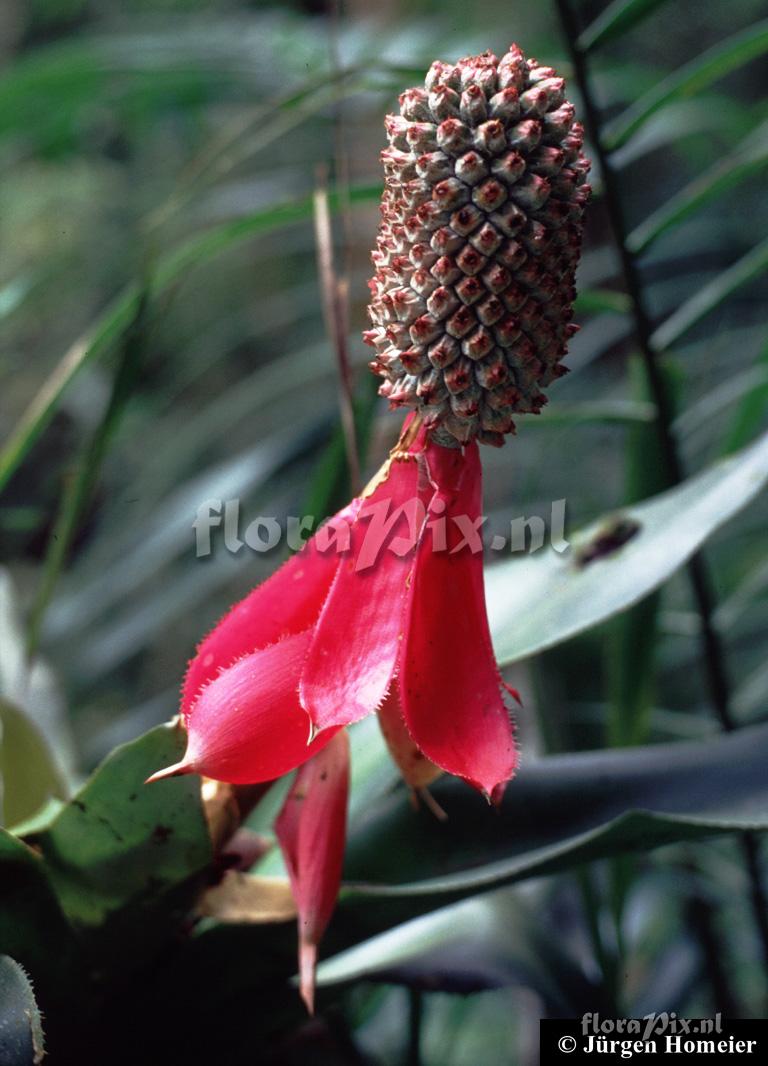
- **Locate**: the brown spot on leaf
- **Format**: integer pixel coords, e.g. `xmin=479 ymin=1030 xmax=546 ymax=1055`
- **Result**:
xmin=575 ymin=516 xmax=641 ymax=568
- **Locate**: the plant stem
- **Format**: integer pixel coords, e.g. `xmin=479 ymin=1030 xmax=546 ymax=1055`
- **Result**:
xmin=554 ymin=0 xmax=768 ymax=991
xmin=313 ymin=177 xmax=361 ymax=495
xmin=407 ymin=988 xmax=424 ymax=1066
xmin=318 ymin=0 xmax=361 ymax=496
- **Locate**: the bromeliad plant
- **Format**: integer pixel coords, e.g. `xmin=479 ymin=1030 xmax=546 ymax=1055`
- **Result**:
xmin=150 ymin=42 xmax=590 ymax=1010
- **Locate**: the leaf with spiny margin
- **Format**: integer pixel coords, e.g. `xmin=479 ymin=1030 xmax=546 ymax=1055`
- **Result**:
xmin=0 ymin=956 xmax=45 ymax=1065
xmin=32 ymin=722 xmax=211 ymax=977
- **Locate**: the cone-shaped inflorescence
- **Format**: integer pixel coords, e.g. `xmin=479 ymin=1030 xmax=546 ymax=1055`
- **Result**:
xmin=365 ymin=45 xmax=591 ymax=447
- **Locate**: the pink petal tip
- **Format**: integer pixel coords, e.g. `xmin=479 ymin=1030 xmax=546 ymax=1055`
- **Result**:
xmin=299 ymin=940 xmax=318 ymax=1015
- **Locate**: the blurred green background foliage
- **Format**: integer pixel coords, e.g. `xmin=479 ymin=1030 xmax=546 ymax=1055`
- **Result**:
xmin=1 ymin=0 xmax=768 ymax=1063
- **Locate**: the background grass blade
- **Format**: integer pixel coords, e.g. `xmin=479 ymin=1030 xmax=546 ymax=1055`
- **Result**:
xmin=25 ymin=294 xmax=151 ymax=658
xmin=578 ymin=0 xmax=671 ymax=53
xmin=603 ymin=20 xmax=768 ymax=150
xmin=723 ymin=338 xmax=768 ymax=454
xmin=651 ymin=236 xmax=768 ymax=351
xmin=0 ymin=288 xmax=141 ymax=497
xmin=604 ymin=358 xmax=674 ymax=748
xmin=627 ymin=121 xmax=768 ymax=254
xmin=0 ymin=183 xmax=381 ymax=497
xmin=317 ymin=888 xmax=597 ymax=1015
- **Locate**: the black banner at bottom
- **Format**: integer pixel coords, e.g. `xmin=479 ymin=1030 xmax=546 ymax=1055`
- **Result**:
xmin=541 ymin=1019 xmax=766 ymax=1064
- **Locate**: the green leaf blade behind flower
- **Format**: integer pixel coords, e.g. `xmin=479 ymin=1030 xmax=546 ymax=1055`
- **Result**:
xmin=0 ymin=182 xmax=382 ymax=498
xmin=578 ymin=0 xmax=672 ymax=53
xmin=0 ymin=699 xmax=68 ymax=830
xmin=626 ymin=120 xmax=768 ymax=254
xmin=651 ymin=237 xmax=768 ymax=351
xmin=341 ymin=722 xmax=768 ymax=917
xmin=603 ymin=20 xmax=768 ymax=150
xmin=487 ymin=428 xmax=768 ymax=667
xmin=317 ymin=888 xmax=596 ymax=1016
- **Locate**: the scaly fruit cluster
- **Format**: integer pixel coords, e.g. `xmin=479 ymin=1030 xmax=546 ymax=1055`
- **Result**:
xmin=365 ymin=44 xmax=591 ymax=447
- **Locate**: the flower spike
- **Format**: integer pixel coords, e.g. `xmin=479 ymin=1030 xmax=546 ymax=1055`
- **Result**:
xmin=367 ymin=44 xmax=591 ymax=447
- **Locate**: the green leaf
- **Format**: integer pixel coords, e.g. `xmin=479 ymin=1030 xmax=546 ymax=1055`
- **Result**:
xmin=0 ymin=570 xmax=76 ymax=782
xmin=0 ymin=182 xmax=381 ymax=496
xmin=723 ymin=339 xmax=768 ymax=454
xmin=603 ymin=20 xmax=768 ymax=150
xmin=0 ymin=277 xmax=33 ymax=322
xmin=651 ymin=237 xmax=768 ymax=351
xmin=627 ymin=121 xmax=768 ymax=254
xmin=0 ymin=40 xmax=231 ymax=153
xmin=487 ymin=428 xmax=768 ymax=666
xmin=534 ymin=400 xmax=656 ymax=428
xmin=342 ymin=723 xmax=768 ymax=917
xmin=318 ymin=889 xmax=597 ymax=1014
xmin=612 ymin=97 xmax=752 ymax=169
xmin=0 ymin=830 xmax=76 ymax=991
xmin=0 ymin=956 xmax=45 ymax=1066
xmin=0 ymin=699 xmax=68 ymax=829
xmin=574 ymin=288 xmax=632 ymax=315
xmin=7 ymin=799 xmax=65 ymax=840
xmin=35 ymin=723 xmax=211 ymax=942
xmin=578 ymin=0 xmax=671 ymax=53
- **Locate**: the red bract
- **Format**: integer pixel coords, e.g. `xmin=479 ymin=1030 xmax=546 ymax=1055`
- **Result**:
xmin=398 ymin=439 xmax=516 ymax=805
xmin=275 ymin=730 xmax=350 ymax=1014
xmin=149 ymin=416 xmax=518 ymax=1007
